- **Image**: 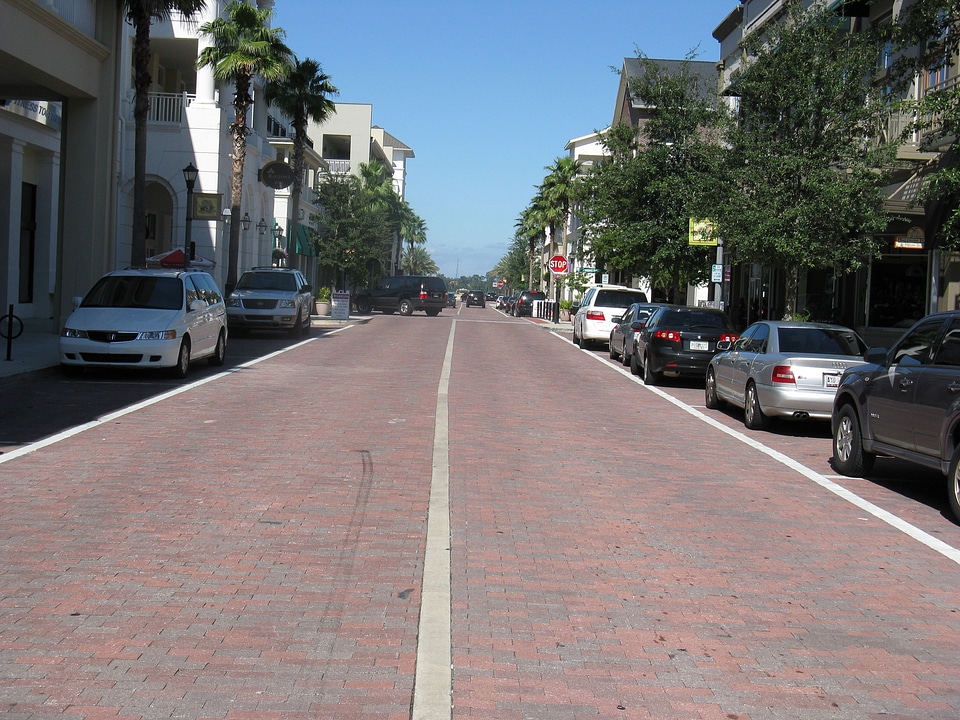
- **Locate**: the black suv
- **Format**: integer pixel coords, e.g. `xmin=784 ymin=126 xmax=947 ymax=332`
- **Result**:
xmin=832 ymin=311 xmax=960 ymax=521
xmin=354 ymin=275 xmax=447 ymax=316
xmin=465 ymin=290 xmax=486 ymax=308
xmin=513 ymin=290 xmax=546 ymax=317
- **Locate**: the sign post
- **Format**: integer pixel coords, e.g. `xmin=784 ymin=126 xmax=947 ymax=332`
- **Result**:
xmin=548 ymin=255 xmax=569 ymax=323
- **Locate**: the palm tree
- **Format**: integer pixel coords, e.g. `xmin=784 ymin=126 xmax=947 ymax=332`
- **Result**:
xmin=516 ymin=204 xmax=546 ymax=291
xmin=197 ymin=1 xmax=292 ymax=292
xmin=264 ymin=57 xmax=338 ymax=268
xmin=400 ymin=245 xmax=438 ymax=275
xmin=539 ymin=156 xmax=582 ymax=261
xmin=122 ymin=0 xmax=207 ymax=268
xmin=399 ymin=204 xmax=427 ymax=275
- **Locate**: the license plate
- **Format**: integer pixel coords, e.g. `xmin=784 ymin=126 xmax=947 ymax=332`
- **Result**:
xmin=689 ymin=341 xmax=709 ymax=351
xmin=823 ymin=373 xmax=840 ymax=388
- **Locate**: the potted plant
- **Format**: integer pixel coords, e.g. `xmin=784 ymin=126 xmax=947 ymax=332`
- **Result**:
xmin=271 ymin=247 xmax=288 ymax=266
xmin=559 ymin=299 xmax=574 ymax=321
xmin=315 ymin=286 xmax=332 ymax=316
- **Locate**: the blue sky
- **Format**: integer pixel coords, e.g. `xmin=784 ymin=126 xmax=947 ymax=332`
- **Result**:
xmin=273 ymin=1 xmax=733 ymax=279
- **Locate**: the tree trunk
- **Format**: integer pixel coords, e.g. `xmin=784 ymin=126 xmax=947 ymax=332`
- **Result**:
xmin=226 ymin=79 xmax=251 ymax=295
xmin=783 ymin=265 xmax=799 ymax=319
xmin=130 ymin=11 xmax=151 ymax=268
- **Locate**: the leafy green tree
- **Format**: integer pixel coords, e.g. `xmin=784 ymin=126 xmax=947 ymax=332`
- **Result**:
xmin=197 ymin=1 xmax=292 ymax=292
xmin=577 ymin=54 xmax=727 ymax=301
xmin=265 ymin=57 xmax=338 ymax=267
xmin=720 ymin=0 xmax=894 ymax=315
xmin=313 ymin=171 xmax=392 ymax=288
xmin=122 ymin=0 xmax=207 ymax=268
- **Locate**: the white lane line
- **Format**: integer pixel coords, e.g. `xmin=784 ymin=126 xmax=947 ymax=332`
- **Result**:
xmin=411 ymin=320 xmax=454 ymax=719
xmin=0 ymin=329 xmax=352 ymax=465
xmin=555 ymin=331 xmax=960 ymax=566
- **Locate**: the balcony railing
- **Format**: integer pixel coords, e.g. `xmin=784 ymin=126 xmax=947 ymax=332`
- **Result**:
xmin=146 ymin=92 xmax=195 ymax=125
xmin=324 ymin=159 xmax=351 ymax=174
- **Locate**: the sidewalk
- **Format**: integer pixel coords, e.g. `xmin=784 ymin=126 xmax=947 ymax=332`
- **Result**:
xmin=0 ymin=314 xmax=372 ymax=380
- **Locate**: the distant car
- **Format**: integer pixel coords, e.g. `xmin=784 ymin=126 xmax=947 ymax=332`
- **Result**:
xmin=446 ymin=292 xmax=457 ymax=307
xmin=573 ymin=285 xmax=649 ymax=348
xmin=705 ymin=321 xmax=867 ymax=430
xmin=354 ymin=275 xmax=447 ymax=316
xmin=226 ymin=267 xmax=313 ymax=337
xmin=485 ymin=291 xmax=497 ymax=301
xmin=465 ymin=290 xmax=486 ymax=307
xmin=831 ymin=311 xmax=960 ymax=521
xmin=632 ymin=305 xmax=738 ymax=384
xmin=609 ymin=303 xmax=665 ymax=366
xmin=513 ymin=290 xmax=546 ymax=317
xmin=502 ymin=296 xmax=517 ymax=314
xmin=495 ymin=295 xmax=506 ymax=309
xmin=60 ymin=268 xmax=227 ymax=378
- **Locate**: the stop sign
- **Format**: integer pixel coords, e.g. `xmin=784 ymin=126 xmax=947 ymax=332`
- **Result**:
xmin=549 ymin=255 xmax=569 ymax=275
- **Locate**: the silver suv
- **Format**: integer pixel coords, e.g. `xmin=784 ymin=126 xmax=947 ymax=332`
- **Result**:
xmin=226 ymin=267 xmax=313 ymax=337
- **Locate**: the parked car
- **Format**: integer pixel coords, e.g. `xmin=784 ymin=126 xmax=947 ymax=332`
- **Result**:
xmin=485 ymin=291 xmax=497 ymax=301
xmin=226 ymin=267 xmax=313 ymax=337
xmin=572 ymin=285 xmax=649 ymax=348
xmin=513 ymin=290 xmax=546 ymax=317
xmin=465 ymin=290 xmax=486 ymax=307
xmin=705 ymin=321 xmax=867 ymax=430
xmin=502 ymin=296 xmax=517 ymax=314
xmin=609 ymin=302 xmax=665 ymax=366
xmin=632 ymin=305 xmax=738 ymax=384
xmin=495 ymin=295 xmax=507 ymax=309
xmin=354 ymin=275 xmax=447 ymax=316
xmin=831 ymin=311 xmax=960 ymax=520
xmin=60 ymin=268 xmax=227 ymax=378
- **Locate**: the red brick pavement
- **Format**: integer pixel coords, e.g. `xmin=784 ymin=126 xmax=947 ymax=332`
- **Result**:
xmin=0 ymin=309 xmax=958 ymax=719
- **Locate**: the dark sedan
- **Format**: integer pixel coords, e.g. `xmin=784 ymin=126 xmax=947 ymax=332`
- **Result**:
xmin=632 ymin=305 xmax=738 ymax=384
xmin=832 ymin=311 xmax=960 ymax=521
xmin=609 ymin=302 xmax=665 ymax=367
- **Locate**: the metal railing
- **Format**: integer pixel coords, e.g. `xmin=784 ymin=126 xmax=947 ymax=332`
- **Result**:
xmin=33 ymin=0 xmax=96 ymax=37
xmin=146 ymin=92 xmax=195 ymax=125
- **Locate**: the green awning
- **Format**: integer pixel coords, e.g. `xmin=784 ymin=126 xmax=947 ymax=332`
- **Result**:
xmin=295 ymin=225 xmax=315 ymax=256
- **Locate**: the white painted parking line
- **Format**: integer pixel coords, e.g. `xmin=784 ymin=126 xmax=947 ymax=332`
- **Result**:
xmin=555 ymin=330 xmax=960 ymax=566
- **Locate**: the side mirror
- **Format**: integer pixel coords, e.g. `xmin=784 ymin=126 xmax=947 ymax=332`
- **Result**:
xmin=301 ymin=284 xmax=312 ymax=295
xmin=716 ymin=340 xmax=732 ymax=352
xmin=188 ymin=298 xmax=207 ymax=312
xmin=631 ymin=320 xmax=646 ymax=331
xmin=865 ymin=347 xmax=887 ymax=364
xmin=71 ymin=296 xmax=83 ymax=309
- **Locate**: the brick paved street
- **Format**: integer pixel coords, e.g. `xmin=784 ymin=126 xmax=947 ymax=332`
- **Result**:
xmin=1 ymin=308 xmax=958 ymax=719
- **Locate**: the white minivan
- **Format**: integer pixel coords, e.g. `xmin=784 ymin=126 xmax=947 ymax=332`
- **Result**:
xmin=60 ymin=268 xmax=227 ymax=378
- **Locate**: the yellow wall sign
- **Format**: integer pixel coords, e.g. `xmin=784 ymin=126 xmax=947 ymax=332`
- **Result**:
xmin=689 ymin=218 xmax=717 ymax=246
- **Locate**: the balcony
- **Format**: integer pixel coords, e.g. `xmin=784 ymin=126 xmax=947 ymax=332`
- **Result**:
xmin=145 ymin=91 xmax=196 ymax=125
xmin=32 ymin=0 xmax=96 ymax=37
xmin=324 ymin=159 xmax=351 ymax=174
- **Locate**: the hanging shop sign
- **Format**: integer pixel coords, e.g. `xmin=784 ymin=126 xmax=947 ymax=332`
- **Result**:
xmin=260 ymin=161 xmax=296 ymax=189
xmin=893 ymin=226 xmax=925 ymax=250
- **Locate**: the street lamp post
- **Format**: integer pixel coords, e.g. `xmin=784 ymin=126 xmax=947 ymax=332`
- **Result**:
xmin=182 ymin=162 xmax=198 ymax=270
xmin=273 ymin=222 xmax=284 ymax=266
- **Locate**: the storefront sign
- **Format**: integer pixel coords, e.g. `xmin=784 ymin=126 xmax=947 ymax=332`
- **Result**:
xmin=689 ymin=218 xmax=717 ymax=246
xmin=894 ymin=226 xmax=925 ymax=250
xmin=260 ymin=161 xmax=296 ymax=189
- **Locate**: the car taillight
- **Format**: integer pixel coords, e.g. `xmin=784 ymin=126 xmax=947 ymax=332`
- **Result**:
xmin=654 ymin=329 xmax=681 ymax=342
xmin=420 ymin=291 xmax=428 ymax=299
xmin=586 ymin=310 xmax=605 ymax=321
xmin=720 ymin=333 xmax=738 ymax=343
xmin=772 ymin=365 xmax=796 ymax=384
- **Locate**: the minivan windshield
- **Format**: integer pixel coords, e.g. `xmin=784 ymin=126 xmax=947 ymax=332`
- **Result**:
xmin=81 ymin=276 xmax=183 ymax=310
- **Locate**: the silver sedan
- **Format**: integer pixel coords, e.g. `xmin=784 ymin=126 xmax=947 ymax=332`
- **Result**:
xmin=705 ymin=321 xmax=867 ymax=430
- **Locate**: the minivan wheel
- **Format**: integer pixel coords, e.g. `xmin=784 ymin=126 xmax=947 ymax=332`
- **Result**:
xmin=209 ymin=330 xmax=226 ymax=366
xmin=398 ymin=299 xmax=414 ymax=316
xmin=172 ymin=339 xmax=191 ymax=379
xmin=833 ymin=403 xmax=874 ymax=476
xmin=947 ymin=445 xmax=960 ymax=523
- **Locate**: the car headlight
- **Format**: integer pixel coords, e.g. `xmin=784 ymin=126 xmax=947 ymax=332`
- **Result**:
xmin=61 ymin=328 xmax=88 ymax=339
xmin=278 ymin=299 xmax=296 ymax=308
xmin=227 ymin=297 xmax=242 ymax=307
xmin=138 ymin=330 xmax=177 ymax=341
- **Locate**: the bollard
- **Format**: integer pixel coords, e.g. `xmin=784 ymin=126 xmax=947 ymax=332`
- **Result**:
xmin=2 ymin=305 xmax=25 ymax=361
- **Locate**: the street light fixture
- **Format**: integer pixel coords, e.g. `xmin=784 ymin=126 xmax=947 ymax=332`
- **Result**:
xmin=182 ymin=162 xmax=198 ymax=269
xmin=257 ymin=218 xmax=268 ymax=235
xmin=273 ymin=222 xmax=283 ymax=244
xmin=241 ymin=212 xmax=251 ymax=231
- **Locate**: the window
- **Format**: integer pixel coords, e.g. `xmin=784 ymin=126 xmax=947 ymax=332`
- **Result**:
xmin=934 ymin=320 xmax=960 ymax=367
xmin=893 ymin=319 xmax=945 ymax=366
